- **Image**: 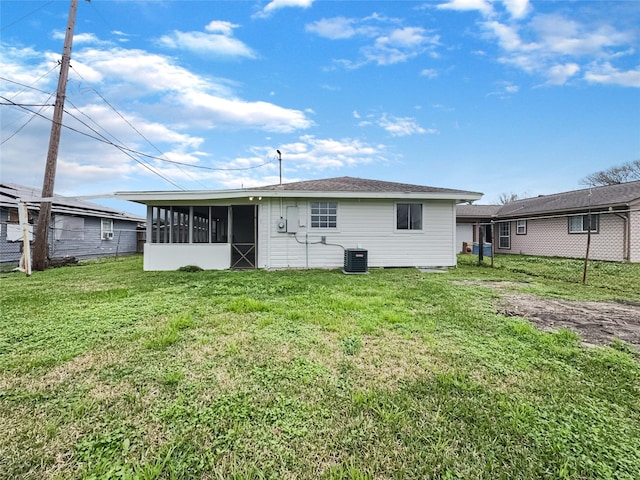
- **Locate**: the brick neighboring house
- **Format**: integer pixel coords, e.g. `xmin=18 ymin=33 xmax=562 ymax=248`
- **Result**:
xmin=460 ymin=181 xmax=640 ymax=262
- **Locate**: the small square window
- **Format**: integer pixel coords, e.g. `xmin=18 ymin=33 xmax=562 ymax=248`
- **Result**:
xmin=516 ymin=219 xmax=527 ymax=235
xmin=311 ymin=202 xmax=337 ymax=228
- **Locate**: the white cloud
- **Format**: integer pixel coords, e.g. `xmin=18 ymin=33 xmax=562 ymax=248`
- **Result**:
xmin=158 ymin=22 xmax=255 ymax=58
xmin=308 ymin=16 xmax=440 ymax=68
xmin=420 ymin=68 xmax=438 ymax=78
xmin=437 ymin=0 xmax=493 ymax=16
xmin=364 ymin=27 xmax=440 ymax=65
xmin=482 ymin=21 xmax=536 ymax=52
xmin=486 ymin=81 xmax=520 ymax=97
xmin=531 ymin=14 xmax=632 ymax=57
xmin=545 ymin=63 xmax=580 ymax=85
xmin=501 ymin=0 xmax=530 ymax=20
xmin=378 ymin=114 xmax=431 ymax=137
xmin=205 ymin=20 xmax=237 ymax=36
xmin=255 ymin=0 xmax=314 ymax=19
xmin=53 ymin=31 xmax=110 ymax=46
xmin=478 ymin=11 xmax=637 ymax=87
xmin=584 ymin=63 xmax=640 ymax=87
xmin=0 ymin=39 xmax=316 ymax=191
xmin=306 ymin=17 xmax=357 ymax=40
xmin=275 ymin=135 xmax=385 ymax=169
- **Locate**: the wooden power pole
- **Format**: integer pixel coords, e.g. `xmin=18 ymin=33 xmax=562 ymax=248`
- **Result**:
xmin=32 ymin=0 xmax=79 ymax=271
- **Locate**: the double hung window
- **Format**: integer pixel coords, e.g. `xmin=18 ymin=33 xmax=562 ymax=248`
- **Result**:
xmin=498 ymin=222 xmax=510 ymax=249
xmin=569 ymin=214 xmax=598 ymax=233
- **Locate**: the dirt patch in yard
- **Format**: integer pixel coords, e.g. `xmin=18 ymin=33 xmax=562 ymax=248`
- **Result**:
xmin=455 ymin=281 xmax=640 ymax=351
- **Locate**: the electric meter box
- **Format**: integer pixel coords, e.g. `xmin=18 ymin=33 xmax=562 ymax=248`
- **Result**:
xmin=286 ymin=206 xmax=299 ymax=233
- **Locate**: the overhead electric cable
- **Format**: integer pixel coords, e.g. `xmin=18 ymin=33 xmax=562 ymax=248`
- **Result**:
xmin=1 ymin=92 xmax=55 ymax=145
xmin=1 ymin=95 xmax=184 ymax=190
xmin=70 ymin=68 xmax=208 ymax=188
xmin=0 ymin=75 xmax=54 ymax=97
xmin=2 ymin=96 xmax=275 ymax=172
xmin=0 ymin=1 xmax=54 ymax=32
xmin=61 ymin=108 xmax=186 ymax=190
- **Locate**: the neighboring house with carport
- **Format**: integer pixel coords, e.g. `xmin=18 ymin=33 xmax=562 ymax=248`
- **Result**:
xmin=485 ymin=181 xmax=640 ymax=262
xmin=1 ymin=183 xmax=145 ymax=264
xmin=455 ymin=204 xmax=500 ymax=253
xmin=115 ymin=176 xmax=483 ymax=271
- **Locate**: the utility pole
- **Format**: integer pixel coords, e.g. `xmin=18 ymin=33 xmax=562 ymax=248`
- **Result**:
xmin=32 ymin=0 xmax=79 ymax=271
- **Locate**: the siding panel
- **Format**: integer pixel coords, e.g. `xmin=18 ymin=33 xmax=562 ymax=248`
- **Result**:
xmin=262 ymin=198 xmax=456 ymax=269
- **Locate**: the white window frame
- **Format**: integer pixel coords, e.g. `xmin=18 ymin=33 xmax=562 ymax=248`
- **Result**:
xmin=310 ymin=201 xmax=337 ymax=229
xmin=396 ymin=203 xmax=423 ymax=231
xmin=101 ymin=218 xmax=114 ymax=240
xmin=498 ymin=221 xmax=511 ymax=249
xmin=569 ymin=214 xmax=598 ymax=234
xmin=516 ymin=219 xmax=527 ymax=235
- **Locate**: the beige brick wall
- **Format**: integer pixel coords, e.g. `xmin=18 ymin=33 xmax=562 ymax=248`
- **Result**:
xmin=495 ymin=212 xmax=627 ymax=262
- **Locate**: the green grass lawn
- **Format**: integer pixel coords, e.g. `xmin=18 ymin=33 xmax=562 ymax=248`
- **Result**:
xmin=1 ymin=255 xmax=638 ymax=479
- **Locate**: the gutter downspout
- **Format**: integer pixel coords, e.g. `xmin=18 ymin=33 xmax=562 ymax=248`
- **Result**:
xmin=614 ymin=211 xmax=630 ymax=262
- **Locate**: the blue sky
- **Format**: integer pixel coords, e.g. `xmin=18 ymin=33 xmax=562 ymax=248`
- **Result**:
xmin=1 ymin=0 xmax=639 ymax=215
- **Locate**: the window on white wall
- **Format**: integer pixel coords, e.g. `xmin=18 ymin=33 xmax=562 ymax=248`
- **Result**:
xmin=310 ymin=202 xmax=337 ymax=228
xmin=498 ymin=222 xmax=510 ymax=249
xmin=516 ymin=219 xmax=527 ymax=235
xmin=396 ymin=203 xmax=422 ymax=230
xmin=569 ymin=214 xmax=598 ymax=233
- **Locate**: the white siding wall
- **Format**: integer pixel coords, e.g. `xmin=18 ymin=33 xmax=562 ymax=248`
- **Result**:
xmin=259 ymin=198 xmax=457 ymax=269
xmin=456 ymin=224 xmax=473 ymax=252
xmin=495 ymin=213 xmax=627 ymax=262
xmin=144 ymin=243 xmax=231 ymax=270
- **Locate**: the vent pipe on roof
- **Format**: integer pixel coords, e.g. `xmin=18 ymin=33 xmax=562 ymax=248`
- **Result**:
xmin=277 ymin=150 xmax=282 ymax=185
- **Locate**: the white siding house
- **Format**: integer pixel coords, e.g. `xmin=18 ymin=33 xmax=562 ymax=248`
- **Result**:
xmin=116 ymin=177 xmax=482 ymax=271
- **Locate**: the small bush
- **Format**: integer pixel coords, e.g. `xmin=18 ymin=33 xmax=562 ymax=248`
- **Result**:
xmin=177 ymin=265 xmax=203 ymax=272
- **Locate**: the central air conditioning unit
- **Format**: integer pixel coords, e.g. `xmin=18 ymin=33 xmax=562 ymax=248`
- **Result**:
xmin=343 ymin=248 xmax=368 ymax=274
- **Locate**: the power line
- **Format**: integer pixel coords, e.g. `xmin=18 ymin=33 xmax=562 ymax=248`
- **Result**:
xmin=1 ymin=95 xmax=275 ymax=172
xmin=1 ymin=92 xmax=55 ymax=145
xmin=61 ymin=108 xmax=186 ymax=190
xmin=3 ymin=64 xmax=59 ymax=102
xmin=0 ymin=1 xmax=55 ymax=32
xmin=69 ymin=67 xmax=208 ymax=189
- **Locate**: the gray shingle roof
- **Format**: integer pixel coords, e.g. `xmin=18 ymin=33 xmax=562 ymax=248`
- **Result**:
xmin=497 ymin=181 xmax=640 ymax=217
xmin=254 ymin=176 xmax=482 ymax=195
xmin=1 ymin=183 xmax=144 ymax=222
xmin=456 ymin=204 xmax=502 ymax=218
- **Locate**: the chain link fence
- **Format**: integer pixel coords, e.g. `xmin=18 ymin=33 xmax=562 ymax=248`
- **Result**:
xmin=465 ymin=208 xmax=639 ymax=292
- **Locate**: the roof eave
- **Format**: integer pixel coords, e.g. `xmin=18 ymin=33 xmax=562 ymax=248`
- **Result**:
xmin=497 ymin=201 xmax=633 ymax=219
xmin=115 ymin=189 xmax=483 ymax=203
